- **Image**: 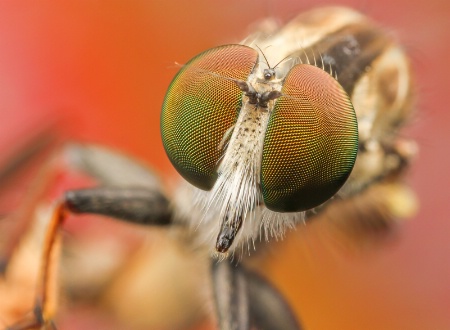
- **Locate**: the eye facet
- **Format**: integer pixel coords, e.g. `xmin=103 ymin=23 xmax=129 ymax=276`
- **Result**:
xmin=261 ymin=64 xmax=358 ymax=212
xmin=161 ymin=45 xmax=258 ymax=190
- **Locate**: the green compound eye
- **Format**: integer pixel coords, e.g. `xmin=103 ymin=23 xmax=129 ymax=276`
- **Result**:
xmin=161 ymin=45 xmax=258 ymax=190
xmin=261 ymin=64 xmax=358 ymax=212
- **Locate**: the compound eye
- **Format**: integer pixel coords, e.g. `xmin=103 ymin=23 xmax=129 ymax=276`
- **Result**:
xmin=261 ymin=64 xmax=358 ymax=212
xmin=161 ymin=45 xmax=258 ymax=190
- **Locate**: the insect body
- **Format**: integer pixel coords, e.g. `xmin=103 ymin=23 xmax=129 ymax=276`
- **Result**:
xmin=162 ymin=6 xmax=413 ymax=256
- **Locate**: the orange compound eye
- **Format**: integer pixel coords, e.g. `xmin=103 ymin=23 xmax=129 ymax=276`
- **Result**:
xmin=261 ymin=64 xmax=358 ymax=212
xmin=161 ymin=45 xmax=258 ymax=190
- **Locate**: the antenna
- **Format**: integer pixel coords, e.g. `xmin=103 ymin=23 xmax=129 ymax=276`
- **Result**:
xmin=255 ymin=44 xmax=291 ymax=81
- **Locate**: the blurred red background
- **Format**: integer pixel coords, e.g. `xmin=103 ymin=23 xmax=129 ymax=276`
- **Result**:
xmin=0 ymin=0 xmax=449 ymax=329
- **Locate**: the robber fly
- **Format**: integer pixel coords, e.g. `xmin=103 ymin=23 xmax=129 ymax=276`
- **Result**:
xmin=2 ymin=6 xmax=416 ymax=330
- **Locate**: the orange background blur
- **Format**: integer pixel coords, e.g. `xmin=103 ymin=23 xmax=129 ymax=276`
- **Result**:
xmin=1 ymin=0 xmax=450 ymax=329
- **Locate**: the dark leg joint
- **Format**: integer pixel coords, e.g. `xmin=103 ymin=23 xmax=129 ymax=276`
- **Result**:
xmin=5 ymin=304 xmax=46 ymax=330
xmin=33 ymin=304 xmax=44 ymax=326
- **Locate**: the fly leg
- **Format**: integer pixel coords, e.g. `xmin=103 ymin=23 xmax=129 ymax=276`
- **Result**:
xmin=211 ymin=260 xmax=301 ymax=330
xmin=4 ymin=144 xmax=174 ymax=329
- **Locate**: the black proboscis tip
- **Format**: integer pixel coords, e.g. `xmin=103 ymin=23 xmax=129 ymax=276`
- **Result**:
xmin=216 ymin=230 xmax=234 ymax=253
xmin=215 ymin=215 xmax=243 ymax=253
